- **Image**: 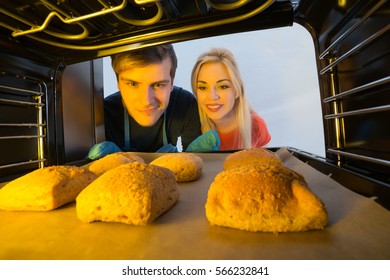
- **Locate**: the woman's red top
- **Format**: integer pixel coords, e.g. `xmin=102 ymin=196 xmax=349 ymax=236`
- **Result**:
xmin=218 ymin=113 xmax=271 ymax=150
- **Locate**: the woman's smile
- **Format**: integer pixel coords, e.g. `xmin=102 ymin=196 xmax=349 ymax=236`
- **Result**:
xmin=206 ymin=103 xmax=223 ymax=112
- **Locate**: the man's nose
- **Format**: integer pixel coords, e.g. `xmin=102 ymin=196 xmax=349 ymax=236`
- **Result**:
xmin=140 ymin=87 xmax=155 ymax=105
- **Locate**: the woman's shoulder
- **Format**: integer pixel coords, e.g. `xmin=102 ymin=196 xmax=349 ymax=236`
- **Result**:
xmin=251 ymin=112 xmax=266 ymax=125
xmin=250 ymin=112 xmax=271 ymax=147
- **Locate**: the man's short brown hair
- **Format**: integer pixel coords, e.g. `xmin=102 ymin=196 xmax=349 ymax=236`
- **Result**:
xmin=111 ymin=44 xmax=178 ymax=80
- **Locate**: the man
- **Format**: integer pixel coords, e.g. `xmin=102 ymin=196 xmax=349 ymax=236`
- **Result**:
xmin=103 ymin=44 xmax=202 ymax=153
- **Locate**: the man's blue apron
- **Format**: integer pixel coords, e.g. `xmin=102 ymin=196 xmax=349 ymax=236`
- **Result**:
xmin=124 ymin=107 xmax=178 ymax=152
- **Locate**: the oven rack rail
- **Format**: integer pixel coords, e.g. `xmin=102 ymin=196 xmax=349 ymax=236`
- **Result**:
xmin=318 ymin=0 xmax=390 ymax=170
xmin=0 ymin=77 xmax=46 ymax=172
xmin=319 ymin=0 xmax=388 ymax=60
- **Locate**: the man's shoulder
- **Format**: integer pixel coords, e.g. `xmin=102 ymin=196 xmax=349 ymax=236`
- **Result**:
xmin=167 ymin=86 xmax=198 ymax=123
xmin=105 ymin=91 xmax=121 ymax=99
xmin=168 ymin=86 xmax=197 ymax=112
xmin=171 ymin=86 xmax=196 ymax=101
xmin=104 ymin=91 xmax=121 ymax=106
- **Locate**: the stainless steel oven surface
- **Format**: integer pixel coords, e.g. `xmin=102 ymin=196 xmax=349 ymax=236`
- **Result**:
xmin=0 ymin=0 xmax=389 ymax=260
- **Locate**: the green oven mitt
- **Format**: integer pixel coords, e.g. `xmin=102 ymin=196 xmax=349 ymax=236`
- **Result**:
xmin=186 ymin=130 xmax=220 ymax=152
xmin=87 ymin=141 xmax=122 ymax=160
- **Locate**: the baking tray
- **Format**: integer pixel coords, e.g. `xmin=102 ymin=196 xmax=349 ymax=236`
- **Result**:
xmin=1 ymin=148 xmax=389 ymax=260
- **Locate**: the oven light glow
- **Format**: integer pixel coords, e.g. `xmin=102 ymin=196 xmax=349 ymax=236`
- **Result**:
xmin=338 ymin=0 xmax=347 ymax=8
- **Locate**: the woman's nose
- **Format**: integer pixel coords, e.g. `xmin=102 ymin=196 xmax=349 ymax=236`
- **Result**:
xmin=208 ymin=87 xmax=219 ymax=100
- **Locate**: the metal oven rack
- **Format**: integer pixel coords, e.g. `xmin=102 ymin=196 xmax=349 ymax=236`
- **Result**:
xmin=0 ymin=73 xmax=47 ymax=178
xmin=317 ymin=0 xmax=390 ymax=183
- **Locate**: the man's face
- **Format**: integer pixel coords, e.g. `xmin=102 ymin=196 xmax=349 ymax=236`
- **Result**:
xmin=118 ymin=58 xmax=173 ymax=127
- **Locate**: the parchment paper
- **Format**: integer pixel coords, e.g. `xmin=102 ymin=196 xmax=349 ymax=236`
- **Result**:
xmin=1 ymin=148 xmax=389 ymax=260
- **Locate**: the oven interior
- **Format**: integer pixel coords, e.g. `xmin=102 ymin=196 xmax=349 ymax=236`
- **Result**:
xmin=0 ymin=0 xmax=389 ymax=209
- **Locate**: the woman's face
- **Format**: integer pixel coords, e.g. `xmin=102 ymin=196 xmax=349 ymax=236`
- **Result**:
xmin=196 ymin=62 xmax=237 ymax=122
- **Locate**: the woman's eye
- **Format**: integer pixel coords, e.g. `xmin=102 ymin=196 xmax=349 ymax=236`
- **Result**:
xmin=197 ymin=86 xmax=206 ymax=91
xmin=219 ymin=84 xmax=230 ymax=89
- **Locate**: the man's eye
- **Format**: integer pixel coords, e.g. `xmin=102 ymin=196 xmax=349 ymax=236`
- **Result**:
xmin=127 ymin=81 xmax=138 ymax=87
xmin=153 ymin=83 xmax=166 ymax=89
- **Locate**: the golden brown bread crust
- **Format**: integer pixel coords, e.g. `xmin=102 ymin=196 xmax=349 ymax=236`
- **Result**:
xmin=76 ymin=162 xmax=179 ymax=225
xmin=0 ymin=166 xmax=97 ymax=211
xmin=223 ymin=148 xmax=283 ymax=170
xmin=150 ymin=153 xmax=203 ymax=182
xmin=87 ymin=152 xmax=145 ymax=176
xmin=205 ymin=164 xmax=328 ymax=232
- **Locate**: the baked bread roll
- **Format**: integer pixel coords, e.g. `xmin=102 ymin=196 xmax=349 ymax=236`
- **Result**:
xmin=150 ymin=153 xmax=203 ymax=182
xmin=223 ymin=148 xmax=283 ymax=170
xmin=0 ymin=166 xmax=96 ymax=211
xmin=205 ymin=164 xmax=328 ymax=232
xmin=76 ymin=162 xmax=179 ymax=225
xmin=87 ymin=152 xmax=145 ymax=176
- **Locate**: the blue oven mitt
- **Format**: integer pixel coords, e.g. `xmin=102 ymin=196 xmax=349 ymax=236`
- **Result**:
xmin=87 ymin=141 xmax=122 ymax=160
xmin=155 ymin=144 xmax=178 ymax=153
xmin=186 ymin=130 xmax=220 ymax=152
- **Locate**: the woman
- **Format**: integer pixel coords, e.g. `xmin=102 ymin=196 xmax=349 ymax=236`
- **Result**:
xmin=191 ymin=47 xmax=271 ymax=150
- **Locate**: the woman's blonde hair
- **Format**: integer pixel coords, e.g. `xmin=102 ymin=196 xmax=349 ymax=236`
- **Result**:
xmin=191 ymin=47 xmax=253 ymax=148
